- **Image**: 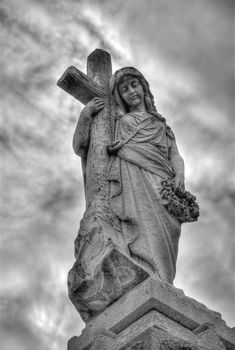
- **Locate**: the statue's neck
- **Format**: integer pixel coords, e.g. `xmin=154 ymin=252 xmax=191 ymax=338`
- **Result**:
xmin=128 ymin=101 xmax=147 ymax=113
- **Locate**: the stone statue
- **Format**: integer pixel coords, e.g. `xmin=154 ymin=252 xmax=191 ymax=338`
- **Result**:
xmin=107 ymin=67 xmax=186 ymax=283
xmin=73 ymin=66 xmax=185 ymax=284
xmin=58 ymin=50 xmax=199 ymax=322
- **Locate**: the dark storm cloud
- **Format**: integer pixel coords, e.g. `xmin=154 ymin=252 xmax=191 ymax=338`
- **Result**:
xmin=0 ymin=297 xmax=43 ymax=350
xmin=0 ymin=199 xmax=85 ymax=349
xmin=0 ymin=2 xmax=89 ymax=342
xmin=176 ymin=201 xmax=235 ymax=324
xmin=0 ymin=5 xmax=43 ymax=45
xmin=91 ymin=0 xmax=234 ymax=116
xmin=43 ymin=0 xmax=129 ymax=64
xmin=0 ymin=128 xmax=12 ymax=151
xmin=0 ymin=1 xmax=234 ymax=349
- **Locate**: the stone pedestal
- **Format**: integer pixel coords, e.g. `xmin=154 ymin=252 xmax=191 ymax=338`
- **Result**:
xmin=68 ymin=277 xmax=235 ymax=350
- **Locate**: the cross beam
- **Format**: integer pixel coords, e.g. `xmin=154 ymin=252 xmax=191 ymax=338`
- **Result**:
xmin=57 ymin=66 xmax=107 ymax=105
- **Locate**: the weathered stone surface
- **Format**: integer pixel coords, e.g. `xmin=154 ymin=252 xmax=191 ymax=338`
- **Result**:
xmin=68 ymin=244 xmax=149 ymax=322
xmin=58 ymin=50 xmax=233 ymax=350
xmin=58 ymin=50 xmax=199 ymax=325
xmin=68 ymin=316 xmax=227 ymax=350
xmin=193 ymin=323 xmax=228 ymax=350
xmin=57 ymin=66 xmax=107 ymax=105
xmin=68 ymin=277 xmax=235 ymax=350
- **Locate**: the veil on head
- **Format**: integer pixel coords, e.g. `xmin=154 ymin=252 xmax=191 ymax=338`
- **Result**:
xmin=109 ymin=67 xmax=175 ymax=141
xmin=109 ymin=66 xmax=165 ymax=122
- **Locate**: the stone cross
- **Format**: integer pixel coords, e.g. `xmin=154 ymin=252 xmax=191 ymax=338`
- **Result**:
xmin=57 ymin=49 xmax=148 ymax=322
xmin=57 ymin=48 xmax=113 ymax=207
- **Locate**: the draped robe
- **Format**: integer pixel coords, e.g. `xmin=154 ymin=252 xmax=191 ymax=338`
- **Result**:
xmin=107 ymin=112 xmax=181 ymax=284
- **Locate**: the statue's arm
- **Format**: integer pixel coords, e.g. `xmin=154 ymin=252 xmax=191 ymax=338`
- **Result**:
xmin=73 ymin=108 xmax=92 ymax=158
xmin=73 ymin=97 xmax=104 ymax=158
xmin=169 ymin=141 xmax=185 ymax=192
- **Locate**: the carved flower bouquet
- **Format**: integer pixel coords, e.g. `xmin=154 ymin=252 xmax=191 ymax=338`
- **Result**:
xmin=159 ymin=178 xmax=199 ymax=223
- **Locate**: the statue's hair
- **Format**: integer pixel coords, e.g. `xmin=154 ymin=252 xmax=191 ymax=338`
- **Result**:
xmin=110 ymin=66 xmax=166 ymax=122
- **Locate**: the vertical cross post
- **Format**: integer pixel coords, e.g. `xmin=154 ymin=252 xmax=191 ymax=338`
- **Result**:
xmin=85 ymin=49 xmax=112 ymax=207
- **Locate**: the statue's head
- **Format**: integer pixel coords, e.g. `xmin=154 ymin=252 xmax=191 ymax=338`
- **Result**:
xmin=110 ymin=67 xmax=164 ymax=121
xmin=116 ymin=74 xmax=145 ymax=112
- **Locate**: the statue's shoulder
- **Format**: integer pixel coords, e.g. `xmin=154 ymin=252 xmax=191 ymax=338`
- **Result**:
xmin=165 ymin=124 xmax=176 ymax=141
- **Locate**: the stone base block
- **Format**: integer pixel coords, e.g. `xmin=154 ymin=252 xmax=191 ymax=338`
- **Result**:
xmin=68 ymin=277 xmax=235 ymax=350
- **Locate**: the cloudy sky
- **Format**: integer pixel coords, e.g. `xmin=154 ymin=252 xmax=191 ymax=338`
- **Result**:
xmin=0 ymin=0 xmax=234 ymax=349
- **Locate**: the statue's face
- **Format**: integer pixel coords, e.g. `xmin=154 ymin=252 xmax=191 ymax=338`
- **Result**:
xmin=118 ymin=75 xmax=145 ymax=110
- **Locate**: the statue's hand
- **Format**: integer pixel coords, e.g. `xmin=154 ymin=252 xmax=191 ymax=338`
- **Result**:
xmin=174 ymin=175 xmax=185 ymax=194
xmin=84 ymin=97 xmax=104 ymax=116
xmin=107 ymin=140 xmax=124 ymax=153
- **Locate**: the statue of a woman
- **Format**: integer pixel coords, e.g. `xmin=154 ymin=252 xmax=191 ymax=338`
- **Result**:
xmin=66 ymin=59 xmax=228 ymax=350
xmin=73 ymin=67 xmax=185 ymax=285
xmin=107 ymin=67 xmax=184 ymax=284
